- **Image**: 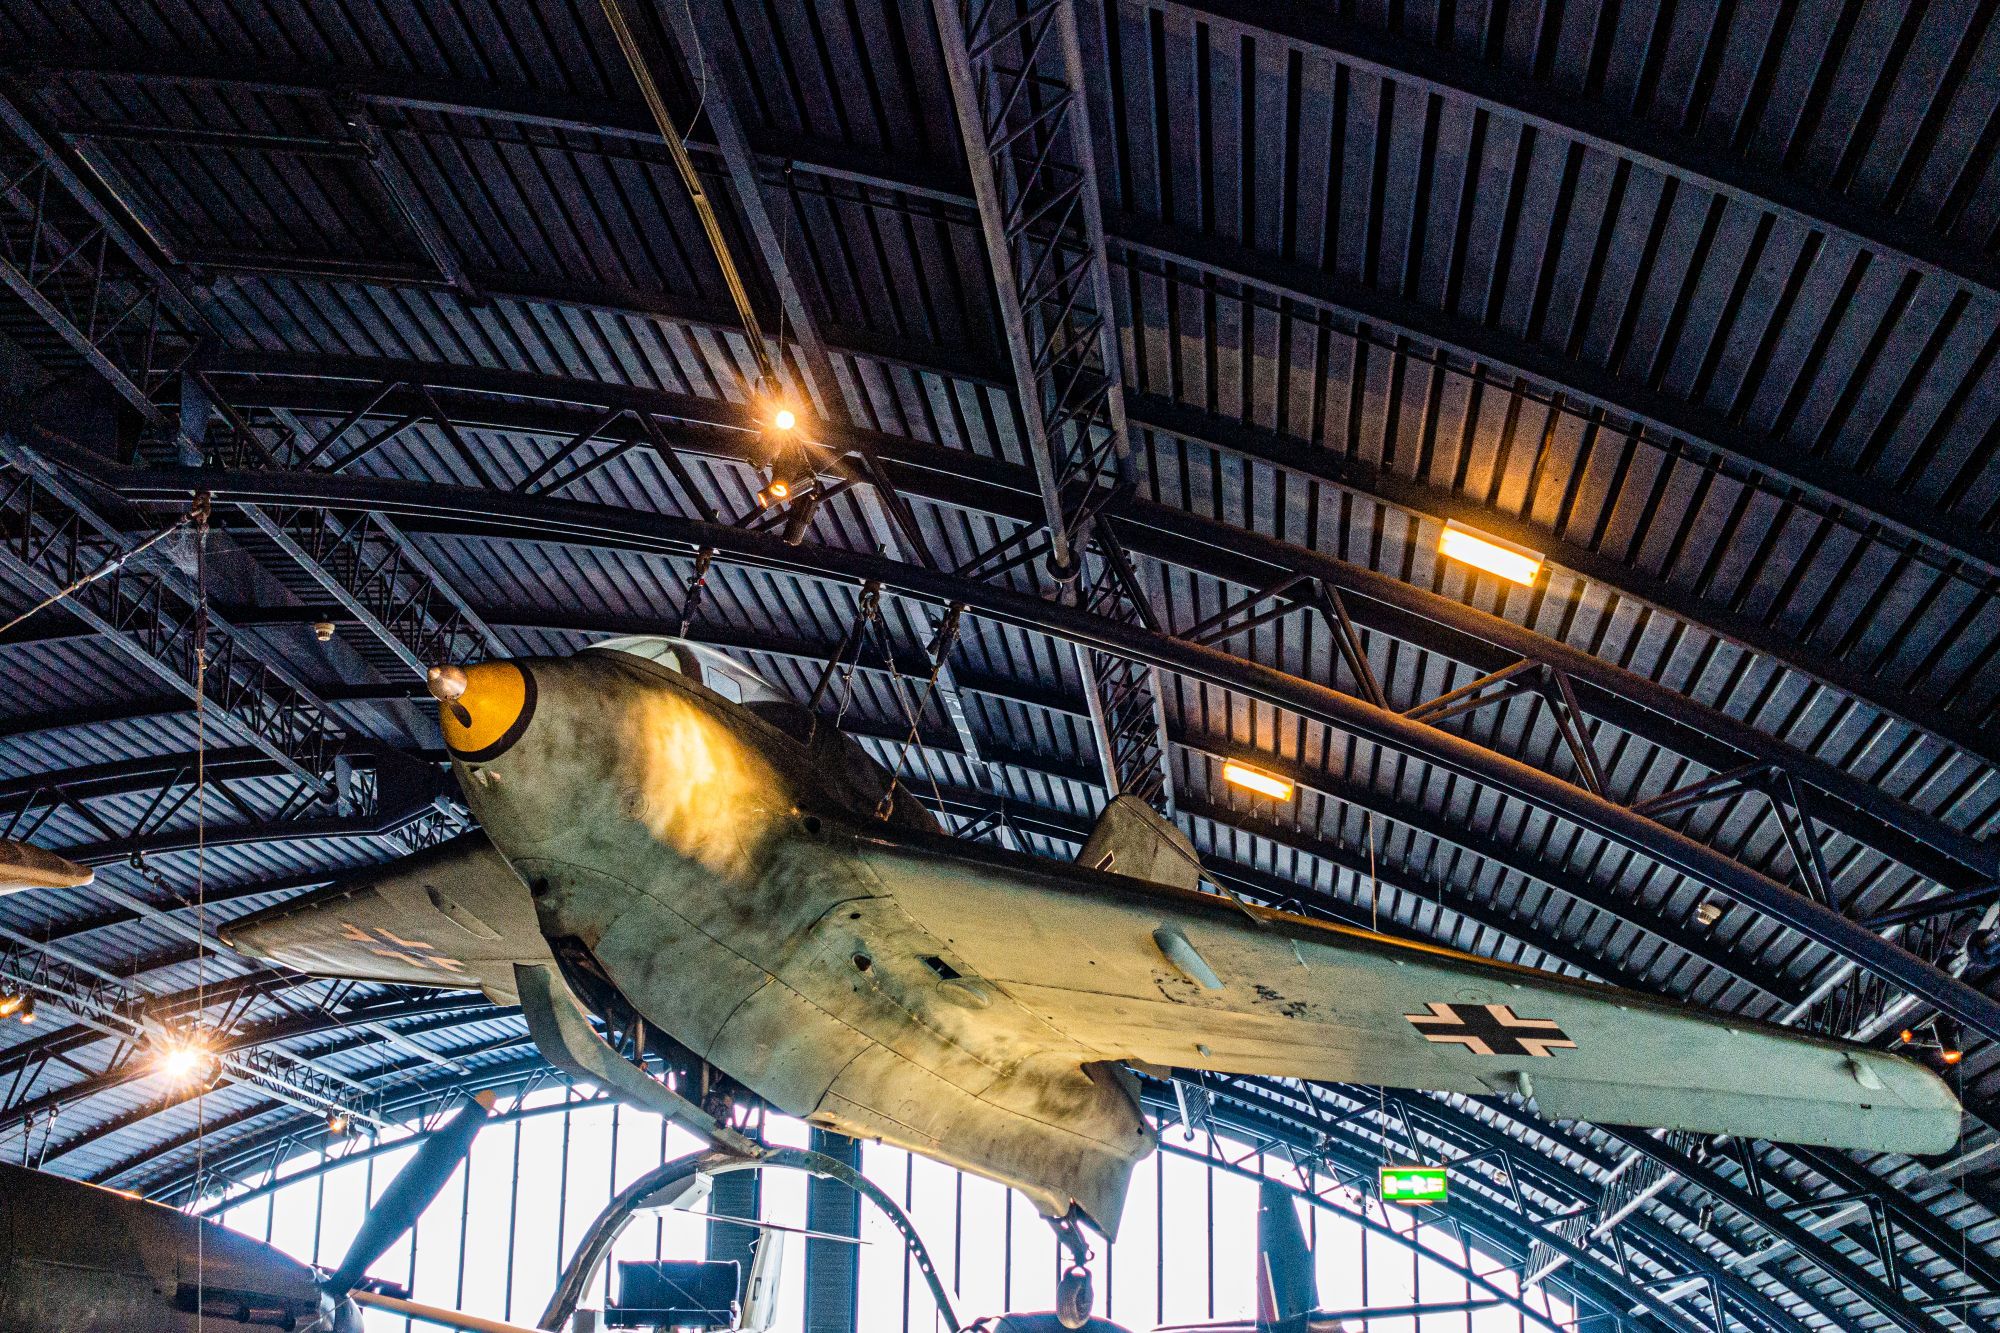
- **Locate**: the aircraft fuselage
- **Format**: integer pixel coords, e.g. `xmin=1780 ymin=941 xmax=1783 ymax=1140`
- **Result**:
xmin=446 ymin=647 xmax=1153 ymax=1231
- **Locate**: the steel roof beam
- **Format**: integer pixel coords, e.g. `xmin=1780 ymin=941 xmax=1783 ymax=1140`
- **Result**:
xmin=200 ymin=357 xmax=2000 ymax=894
xmin=86 ymin=1030 xmax=535 ymax=1191
xmin=38 ymin=53 xmax=2000 ymax=721
xmin=0 ymin=82 xmax=512 ymax=692
xmin=1194 ymin=1080 xmax=1765 ymax=1333
xmin=0 ymin=436 xmax=346 ymax=802
xmin=20 ymin=1000 xmax=503 ymax=1169
xmin=932 ymin=0 xmax=1177 ymax=812
xmin=1113 ymin=209 xmax=2000 ymax=583
xmin=0 ymin=992 xmax=484 ymax=1145
xmin=188 ymin=220 xmax=2000 ymax=785
xmin=99 ymin=462 xmax=2000 ymax=1052
xmin=1598 ymin=1125 xmax=1955 ymax=1333
xmin=647 ymin=2 xmax=1009 ymax=845
xmin=1155 ymin=0 xmax=2000 ymax=304
xmin=1346 ymin=1084 xmax=1877 ymax=1333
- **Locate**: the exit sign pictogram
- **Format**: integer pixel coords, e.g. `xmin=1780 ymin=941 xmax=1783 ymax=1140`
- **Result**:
xmin=1379 ymin=1164 xmax=1448 ymax=1204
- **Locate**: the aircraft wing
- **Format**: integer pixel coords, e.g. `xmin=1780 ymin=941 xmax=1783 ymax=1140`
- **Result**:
xmin=221 ymin=831 xmax=552 ymax=1005
xmin=859 ymin=837 xmax=1961 ymax=1155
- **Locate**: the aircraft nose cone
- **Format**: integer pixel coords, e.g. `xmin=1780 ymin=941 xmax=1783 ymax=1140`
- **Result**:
xmin=431 ymin=660 xmax=537 ymax=762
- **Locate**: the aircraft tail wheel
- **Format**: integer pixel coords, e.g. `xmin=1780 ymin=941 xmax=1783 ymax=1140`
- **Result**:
xmin=1056 ymin=1264 xmax=1094 ymax=1329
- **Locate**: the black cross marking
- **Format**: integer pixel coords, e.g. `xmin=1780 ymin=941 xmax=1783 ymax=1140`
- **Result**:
xmin=1405 ymin=1002 xmax=1576 ymax=1057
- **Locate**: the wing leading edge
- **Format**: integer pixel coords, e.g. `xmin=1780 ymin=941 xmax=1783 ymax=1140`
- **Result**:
xmin=861 ymin=837 xmax=1960 ymax=1156
xmin=221 ymin=831 xmax=551 ymax=1005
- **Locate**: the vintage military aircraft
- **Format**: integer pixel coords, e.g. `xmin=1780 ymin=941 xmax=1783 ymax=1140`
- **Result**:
xmin=0 ymin=1094 xmax=505 ymax=1333
xmin=216 ymin=635 xmax=1960 ymax=1326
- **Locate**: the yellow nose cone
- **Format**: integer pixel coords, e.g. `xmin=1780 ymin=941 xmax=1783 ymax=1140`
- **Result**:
xmin=434 ymin=660 xmax=535 ymax=761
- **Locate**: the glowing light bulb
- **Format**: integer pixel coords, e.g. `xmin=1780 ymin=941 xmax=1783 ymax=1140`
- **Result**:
xmin=1222 ymin=761 xmax=1293 ymax=800
xmin=772 ymin=408 xmax=797 ymax=432
xmin=156 ymin=1037 xmax=214 ymax=1083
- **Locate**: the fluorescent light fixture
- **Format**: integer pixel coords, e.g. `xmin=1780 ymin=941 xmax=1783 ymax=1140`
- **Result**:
xmin=1222 ymin=761 xmax=1292 ymax=800
xmin=1438 ymin=521 xmax=1542 ymax=586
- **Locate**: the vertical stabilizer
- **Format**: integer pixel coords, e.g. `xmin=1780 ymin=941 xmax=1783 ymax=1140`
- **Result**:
xmin=1256 ymin=1180 xmax=1316 ymax=1332
xmin=1076 ymin=795 xmax=1201 ymax=892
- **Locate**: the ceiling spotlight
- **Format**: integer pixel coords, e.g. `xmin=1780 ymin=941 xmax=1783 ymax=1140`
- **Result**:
xmin=1942 ymin=1047 xmax=1965 ymax=1066
xmin=755 ymin=477 xmax=792 ymax=509
xmin=781 ymin=488 xmax=822 ymax=546
xmin=1693 ymin=901 xmax=1723 ymax=927
xmin=327 ymin=1111 xmax=351 ymax=1137
xmin=155 ymin=1035 xmax=215 ymax=1083
xmin=0 ymin=992 xmax=21 ymax=1019
xmin=1898 ymin=1028 xmax=1916 ymax=1045
xmin=1438 ymin=520 xmax=1543 ymax=586
xmin=1222 ymin=761 xmax=1293 ymax=801
xmin=15 ymin=995 xmax=33 ymax=1025
xmin=313 ymin=620 xmax=336 ymax=643
xmin=772 ymin=407 xmax=797 ymax=433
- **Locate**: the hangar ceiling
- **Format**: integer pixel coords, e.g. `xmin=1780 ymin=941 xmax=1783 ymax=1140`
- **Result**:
xmin=0 ymin=1 xmax=1998 ymax=1329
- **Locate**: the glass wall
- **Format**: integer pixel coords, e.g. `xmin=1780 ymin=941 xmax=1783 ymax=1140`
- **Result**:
xmin=208 ymin=1086 xmax=1579 ymax=1332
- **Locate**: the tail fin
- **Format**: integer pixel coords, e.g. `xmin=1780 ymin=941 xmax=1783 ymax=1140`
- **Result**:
xmin=1077 ymin=795 xmax=1201 ymax=892
xmin=1256 ymin=1180 xmax=1316 ymax=1331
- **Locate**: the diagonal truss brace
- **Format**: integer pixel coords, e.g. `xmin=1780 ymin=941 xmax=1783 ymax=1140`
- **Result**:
xmin=932 ymin=0 xmax=1175 ymax=813
xmin=0 ymin=436 xmax=344 ymax=801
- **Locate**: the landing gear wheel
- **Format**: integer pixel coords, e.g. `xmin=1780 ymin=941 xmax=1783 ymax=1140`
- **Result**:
xmin=1050 ymin=1215 xmax=1095 ymax=1329
xmin=1056 ymin=1264 xmax=1094 ymax=1330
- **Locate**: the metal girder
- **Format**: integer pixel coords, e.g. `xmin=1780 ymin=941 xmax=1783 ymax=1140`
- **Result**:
xmin=34 ymin=49 xmax=2000 ymax=594
xmin=0 ymin=436 xmax=344 ymax=801
xmin=194 ymin=358 xmax=2000 ymax=899
xmin=0 ymin=949 xmax=377 ymax=1133
xmin=644 ymin=2 xmax=1012 ymax=847
xmin=99 ymin=461 xmax=2000 ymax=1055
xmin=1342 ymin=1086 xmax=1846 ymax=1333
xmin=1598 ymin=1127 xmax=1962 ymax=1333
xmin=87 ymin=1030 xmax=535 ymax=1194
xmin=0 ymin=991 xmax=479 ymax=1139
xmin=0 ymin=87 xmax=201 ymax=423
xmin=238 ymin=503 xmax=503 ymax=674
xmin=1113 ymin=206 xmax=2000 ymax=583
xmin=0 ymin=744 xmax=448 ymax=866
xmin=1156 ymin=0 xmax=2000 ymax=303
xmin=1414 ymin=1083 xmax=1992 ymax=1333
xmin=0 ymin=80 xmax=505 ymax=687
xmin=34 ymin=53 xmax=2000 ymax=771
xmin=932 ymin=0 xmax=1175 ymax=812
xmin=15 ymin=998 xmax=498 ymax=1170
xmin=1196 ymin=1079 xmax=1754 ymax=1333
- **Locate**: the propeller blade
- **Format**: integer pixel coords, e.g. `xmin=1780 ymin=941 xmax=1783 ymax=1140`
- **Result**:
xmin=349 ymin=1287 xmax=544 ymax=1333
xmin=325 ymin=1090 xmax=496 ymax=1297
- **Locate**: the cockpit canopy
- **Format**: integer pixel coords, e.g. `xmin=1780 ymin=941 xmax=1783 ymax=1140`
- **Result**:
xmin=586 ymin=635 xmax=792 ymax=707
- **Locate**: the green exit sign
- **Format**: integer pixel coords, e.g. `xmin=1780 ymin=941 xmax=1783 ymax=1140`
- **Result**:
xmin=1379 ymin=1164 xmax=1449 ymax=1204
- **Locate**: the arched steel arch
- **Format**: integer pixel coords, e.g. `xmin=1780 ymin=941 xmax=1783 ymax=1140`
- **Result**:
xmin=194 ymin=353 xmax=2000 ymax=902
xmin=96 ymin=456 xmax=2000 ymax=1047
xmin=130 ymin=1055 xmax=1717 ymax=1333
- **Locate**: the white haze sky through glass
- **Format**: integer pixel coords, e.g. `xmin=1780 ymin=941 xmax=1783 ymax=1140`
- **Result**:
xmin=211 ymin=1089 xmax=1577 ymax=1333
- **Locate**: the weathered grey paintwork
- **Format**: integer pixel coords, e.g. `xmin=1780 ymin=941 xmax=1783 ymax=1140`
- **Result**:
xmin=0 ymin=1159 xmax=332 ymax=1333
xmin=226 ymin=638 xmax=1962 ymax=1239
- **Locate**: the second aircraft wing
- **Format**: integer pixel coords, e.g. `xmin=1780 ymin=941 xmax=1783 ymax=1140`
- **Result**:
xmin=856 ymin=833 xmax=1960 ymax=1156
